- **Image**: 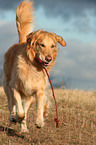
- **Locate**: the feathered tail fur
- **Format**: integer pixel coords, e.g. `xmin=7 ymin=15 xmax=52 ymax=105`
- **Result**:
xmin=16 ymin=0 xmax=34 ymax=43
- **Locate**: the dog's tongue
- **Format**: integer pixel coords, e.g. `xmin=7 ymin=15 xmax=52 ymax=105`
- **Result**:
xmin=38 ymin=58 xmax=43 ymax=63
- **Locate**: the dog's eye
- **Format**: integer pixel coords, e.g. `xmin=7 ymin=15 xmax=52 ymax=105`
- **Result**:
xmin=40 ymin=44 xmax=45 ymax=47
xmin=51 ymin=45 xmax=55 ymax=48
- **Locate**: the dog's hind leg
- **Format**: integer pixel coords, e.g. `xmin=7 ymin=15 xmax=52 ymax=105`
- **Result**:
xmin=12 ymin=89 xmax=25 ymax=123
xmin=20 ymin=96 xmax=35 ymax=133
xmin=3 ymin=80 xmax=16 ymax=124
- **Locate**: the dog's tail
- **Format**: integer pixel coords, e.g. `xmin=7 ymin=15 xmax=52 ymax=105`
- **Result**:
xmin=16 ymin=0 xmax=34 ymax=43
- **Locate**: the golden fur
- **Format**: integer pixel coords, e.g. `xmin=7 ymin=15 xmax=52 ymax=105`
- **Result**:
xmin=3 ymin=0 xmax=66 ymax=132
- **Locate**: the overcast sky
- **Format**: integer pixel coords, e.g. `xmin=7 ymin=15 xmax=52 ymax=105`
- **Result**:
xmin=0 ymin=0 xmax=96 ymax=90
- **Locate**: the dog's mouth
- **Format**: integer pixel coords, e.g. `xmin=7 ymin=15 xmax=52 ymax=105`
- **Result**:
xmin=35 ymin=53 xmax=52 ymax=67
xmin=38 ymin=58 xmax=50 ymax=67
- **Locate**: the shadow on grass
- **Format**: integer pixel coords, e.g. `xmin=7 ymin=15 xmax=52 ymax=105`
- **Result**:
xmin=0 ymin=125 xmax=24 ymax=139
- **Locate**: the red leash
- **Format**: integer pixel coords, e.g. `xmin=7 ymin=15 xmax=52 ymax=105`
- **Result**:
xmin=44 ymin=67 xmax=59 ymax=128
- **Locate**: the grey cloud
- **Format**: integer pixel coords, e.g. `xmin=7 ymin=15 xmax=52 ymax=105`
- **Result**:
xmin=35 ymin=0 xmax=96 ymax=19
xmin=0 ymin=21 xmax=18 ymax=53
xmin=73 ymin=18 xmax=90 ymax=33
xmin=52 ymin=40 xmax=96 ymax=90
xmin=0 ymin=0 xmax=96 ymax=19
xmin=0 ymin=21 xmax=17 ymax=83
xmin=0 ymin=0 xmax=20 ymax=11
xmin=0 ymin=0 xmax=96 ymax=33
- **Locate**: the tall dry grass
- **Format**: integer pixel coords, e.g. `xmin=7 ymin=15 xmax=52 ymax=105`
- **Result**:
xmin=0 ymin=87 xmax=96 ymax=144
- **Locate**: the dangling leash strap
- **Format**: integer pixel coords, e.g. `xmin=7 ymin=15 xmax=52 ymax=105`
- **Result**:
xmin=44 ymin=67 xmax=59 ymax=128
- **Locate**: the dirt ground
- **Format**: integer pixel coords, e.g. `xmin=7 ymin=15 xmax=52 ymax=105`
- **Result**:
xmin=0 ymin=87 xmax=96 ymax=145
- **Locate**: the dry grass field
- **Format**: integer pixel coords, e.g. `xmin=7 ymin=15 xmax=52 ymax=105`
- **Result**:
xmin=0 ymin=87 xmax=96 ymax=145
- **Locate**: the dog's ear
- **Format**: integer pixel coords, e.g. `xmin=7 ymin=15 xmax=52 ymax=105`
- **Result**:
xmin=26 ymin=29 xmax=43 ymax=47
xmin=26 ymin=30 xmax=43 ymax=61
xmin=51 ymin=32 xmax=66 ymax=47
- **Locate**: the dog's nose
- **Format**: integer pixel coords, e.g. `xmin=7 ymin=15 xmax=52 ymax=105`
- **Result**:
xmin=45 ymin=55 xmax=52 ymax=62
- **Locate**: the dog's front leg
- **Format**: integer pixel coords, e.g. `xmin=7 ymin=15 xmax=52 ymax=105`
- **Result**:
xmin=21 ymin=96 xmax=35 ymax=133
xmin=35 ymin=90 xmax=45 ymax=128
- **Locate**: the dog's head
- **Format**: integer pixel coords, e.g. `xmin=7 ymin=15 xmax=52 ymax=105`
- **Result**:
xmin=26 ymin=30 xmax=66 ymax=67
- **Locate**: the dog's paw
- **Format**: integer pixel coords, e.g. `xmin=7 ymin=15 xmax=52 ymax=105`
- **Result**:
xmin=10 ymin=115 xmax=17 ymax=124
xmin=21 ymin=128 xmax=29 ymax=133
xmin=16 ymin=115 xmax=25 ymax=123
xmin=10 ymin=114 xmax=25 ymax=123
xmin=35 ymin=119 xmax=44 ymax=128
xmin=20 ymin=121 xmax=29 ymax=133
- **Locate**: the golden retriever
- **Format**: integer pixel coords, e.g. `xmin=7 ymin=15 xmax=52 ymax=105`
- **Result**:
xmin=3 ymin=0 xmax=66 ymax=132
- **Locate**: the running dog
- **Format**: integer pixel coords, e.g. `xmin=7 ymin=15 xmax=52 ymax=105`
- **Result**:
xmin=3 ymin=0 xmax=66 ymax=132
